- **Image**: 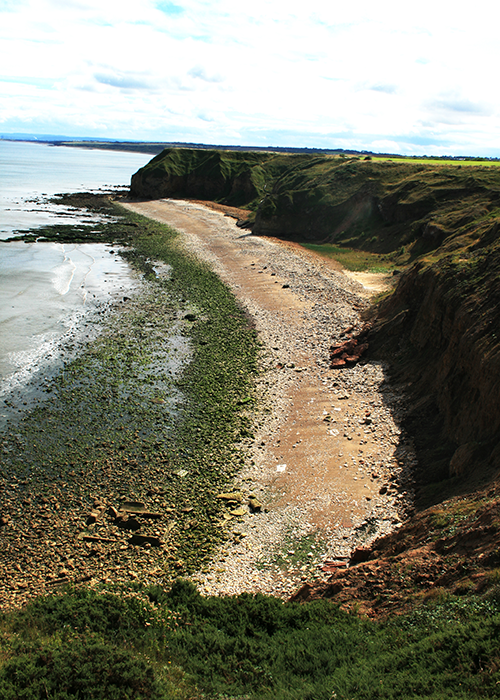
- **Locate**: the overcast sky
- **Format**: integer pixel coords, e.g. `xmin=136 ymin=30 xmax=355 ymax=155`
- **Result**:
xmin=1 ymin=0 xmax=499 ymax=156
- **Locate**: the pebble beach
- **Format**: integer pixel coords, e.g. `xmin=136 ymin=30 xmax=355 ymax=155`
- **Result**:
xmin=124 ymin=200 xmax=417 ymax=598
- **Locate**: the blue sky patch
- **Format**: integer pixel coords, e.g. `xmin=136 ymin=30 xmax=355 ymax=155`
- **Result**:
xmin=156 ymin=1 xmax=184 ymax=16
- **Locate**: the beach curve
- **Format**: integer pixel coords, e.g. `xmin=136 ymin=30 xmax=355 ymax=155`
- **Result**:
xmin=122 ymin=198 xmax=416 ymax=598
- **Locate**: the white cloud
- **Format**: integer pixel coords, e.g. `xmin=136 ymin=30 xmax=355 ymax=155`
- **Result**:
xmin=0 ymin=0 xmax=499 ymax=154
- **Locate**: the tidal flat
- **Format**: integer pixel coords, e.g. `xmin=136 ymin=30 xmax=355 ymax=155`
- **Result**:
xmin=0 ymin=194 xmax=259 ymax=607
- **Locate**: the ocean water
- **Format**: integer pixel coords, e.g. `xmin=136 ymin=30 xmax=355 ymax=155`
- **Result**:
xmin=0 ymin=140 xmax=151 ymax=412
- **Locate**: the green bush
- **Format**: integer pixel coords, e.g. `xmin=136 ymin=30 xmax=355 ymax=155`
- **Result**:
xmin=13 ymin=588 xmax=156 ymax=638
xmin=0 ymin=640 xmax=168 ymax=700
xmin=2 ymin=583 xmax=500 ymax=699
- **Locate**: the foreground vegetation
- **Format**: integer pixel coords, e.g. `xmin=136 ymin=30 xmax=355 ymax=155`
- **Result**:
xmin=1 ymin=580 xmax=500 ymax=699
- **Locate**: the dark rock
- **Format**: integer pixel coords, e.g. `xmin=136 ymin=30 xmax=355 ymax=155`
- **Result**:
xmin=248 ymin=497 xmax=262 ymax=513
xmin=86 ymin=510 xmax=101 ymax=525
xmin=117 ymin=517 xmax=141 ymax=531
xmin=349 ymin=547 xmax=373 ymax=565
xmin=129 ymin=534 xmax=162 ymax=547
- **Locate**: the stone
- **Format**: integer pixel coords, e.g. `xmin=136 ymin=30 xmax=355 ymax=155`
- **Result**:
xmin=216 ymin=492 xmax=243 ymax=503
xmin=0 ymin=515 xmax=10 ymax=527
xmin=230 ymin=507 xmax=247 ymax=517
xmin=117 ymin=517 xmax=141 ymax=531
xmin=86 ymin=511 xmax=100 ymax=525
xmin=330 ymin=358 xmax=346 ymax=368
xmin=121 ymin=501 xmax=146 ymax=512
xmin=329 ymin=336 xmax=369 ymax=369
xmin=135 ymin=511 xmax=163 ymax=520
xmin=108 ymin=505 xmax=120 ymax=519
xmin=248 ymin=497 xmax=262 ymax=513
xmin=320 ymin=561 xmax=347 ymax=573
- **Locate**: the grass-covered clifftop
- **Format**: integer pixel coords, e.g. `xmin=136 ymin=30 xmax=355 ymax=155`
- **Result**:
xmin=130 ymin=148 xmax=500 ymax=259
xmin=130 ymin=148 xmax=275 ymax=207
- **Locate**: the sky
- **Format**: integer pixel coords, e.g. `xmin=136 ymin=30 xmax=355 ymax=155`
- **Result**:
xmin=0 ymin=0 xmax=499 ymax=156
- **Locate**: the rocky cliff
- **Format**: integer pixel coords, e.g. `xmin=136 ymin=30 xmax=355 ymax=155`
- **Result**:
xmin=367 ymin=220 xmax=500 ymax=503
xmin=129 ymin=149 xmax=500 ymax=506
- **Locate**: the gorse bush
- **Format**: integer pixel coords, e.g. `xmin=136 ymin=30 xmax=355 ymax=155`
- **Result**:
xmin=2 ymin=581 xmax=500 ymax=699
xmin=0 ymin=639 xmax=167 ymax=700
xmin=12 ymin=587 xmax=156 ymax=637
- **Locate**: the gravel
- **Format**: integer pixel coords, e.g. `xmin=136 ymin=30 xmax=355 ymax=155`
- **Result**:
xmin=132 ymin=200 xmax=417 ymax=599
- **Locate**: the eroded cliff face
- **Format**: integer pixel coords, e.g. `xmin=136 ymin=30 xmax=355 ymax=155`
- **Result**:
xmin=291 ymin=485 xmax=500 ymax=616
xmin=368 ymin=229 xmax=500 ymax=497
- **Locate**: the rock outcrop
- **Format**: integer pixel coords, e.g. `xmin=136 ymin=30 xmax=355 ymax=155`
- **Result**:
xmin=291 ymin=487 xmax=500 ymax=617
xmin=367 ymin=228 xmax=500 ymax=496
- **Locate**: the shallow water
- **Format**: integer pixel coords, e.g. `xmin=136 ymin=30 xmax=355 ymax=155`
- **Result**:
xmin=0 ymin=140 xmax=151 ymax=404
xmin=0 ymin=140 xmax=149 ymax=238
xmin=0 ymin=240 xmax=136 ymax=387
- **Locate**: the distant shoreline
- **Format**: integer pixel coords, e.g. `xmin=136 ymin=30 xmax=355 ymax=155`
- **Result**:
xmin=4 ymin=136 xmax=498 ymax=161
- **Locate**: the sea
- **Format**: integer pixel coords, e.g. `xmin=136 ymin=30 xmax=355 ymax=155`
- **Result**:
xmin=0 ymin=140 xmax=151 ymax=423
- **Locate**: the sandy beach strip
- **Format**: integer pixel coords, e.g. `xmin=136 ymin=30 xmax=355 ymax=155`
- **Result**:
xmin=122 ymin=199 xmax=416 ymax=598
